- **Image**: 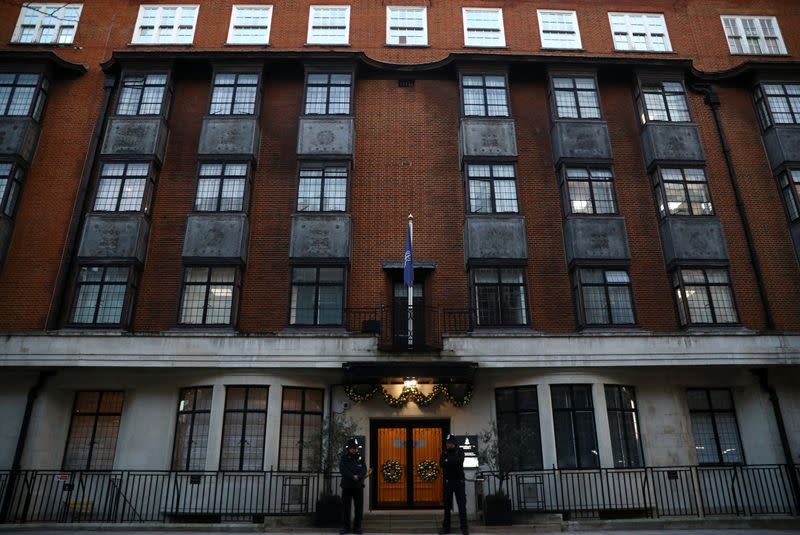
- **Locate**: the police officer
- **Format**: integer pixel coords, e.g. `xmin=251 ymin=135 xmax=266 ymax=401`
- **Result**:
xmin=439 ymin=434 xmax=468 ymax=535
xmin=339 ymin=437 xmax=367 ymax=534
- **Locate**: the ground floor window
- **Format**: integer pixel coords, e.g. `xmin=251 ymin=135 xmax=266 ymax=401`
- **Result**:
xmin=220 ymin=386 xmax=269 ymax=471
xmin=551 ymin=384 xmax=599 ymax=469
xmin=278 ymin=387 xmax=324 ymax=471
xmin=172 ymin=386 xmax=213 ymax=471
xmin=605 ymin=385 xmax=644 ymax=468
xmin=62 ymin=391 xmax=124 ymax=470
xmin=687 ymin=388 xmax=744 ymax=465
xmin=495 ymin=386 xmax=543 ymax=469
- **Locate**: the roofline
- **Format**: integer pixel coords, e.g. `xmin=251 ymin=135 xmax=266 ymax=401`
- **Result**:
xmin=0 ymin=50 xmax=87 ymax=76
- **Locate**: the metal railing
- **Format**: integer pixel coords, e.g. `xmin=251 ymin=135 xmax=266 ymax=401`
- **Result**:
xmin=0 ymin=470 xmax=342 ymax=524
xmin=475 ymin=465 xmax=800 ymax=519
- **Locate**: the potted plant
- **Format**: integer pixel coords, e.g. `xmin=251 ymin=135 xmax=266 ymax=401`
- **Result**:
xmin=304 ymin=414 xmax=359 ymax=528
xmin=477 ymin=422 xmax=535 ymax=526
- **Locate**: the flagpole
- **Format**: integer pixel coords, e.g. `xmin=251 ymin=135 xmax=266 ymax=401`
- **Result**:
xmin=407 ymin=214 xmax=414 ymax=349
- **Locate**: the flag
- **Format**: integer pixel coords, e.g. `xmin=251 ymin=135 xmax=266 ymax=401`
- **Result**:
xmin=403 ymin=221 xmax=414 ymax=287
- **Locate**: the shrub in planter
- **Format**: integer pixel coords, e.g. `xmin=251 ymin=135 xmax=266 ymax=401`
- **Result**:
xmin=483 ymin=492 xmax=513 ymax=526
xmin=314 ymin=493 xmax=343 ymax=528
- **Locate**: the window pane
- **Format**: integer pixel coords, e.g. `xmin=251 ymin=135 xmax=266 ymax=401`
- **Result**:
xmin=691 ymin=413 xmax=719 ymax=464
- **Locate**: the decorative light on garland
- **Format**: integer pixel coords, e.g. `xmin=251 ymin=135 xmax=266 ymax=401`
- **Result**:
xmin=381 ymin=459 xmax=403 ymax=483
xmin=417 ymin=459 xmax=440 ymax=482
xmin=344 ymin=382 xmax=474 ymax=408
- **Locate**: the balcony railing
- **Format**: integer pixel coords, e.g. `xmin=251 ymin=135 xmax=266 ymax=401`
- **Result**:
xmin=475 ymin=465 xmax=800 ymax=520
xmin=0 ymin=469 xmax=341 ymax=524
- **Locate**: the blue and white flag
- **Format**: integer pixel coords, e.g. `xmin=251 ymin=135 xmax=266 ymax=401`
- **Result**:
xmin=403 ymin=221 xmax=414 ymax=287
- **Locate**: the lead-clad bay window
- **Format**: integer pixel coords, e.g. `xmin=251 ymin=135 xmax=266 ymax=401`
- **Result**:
xmin=778 ymin=170 xmax=800 ymax=222
xmin=467 ymin=164 xmax=518 ymax=214
xmin=552 ymin=76 xmax=600 ymax=119
xmin=279 ymin=387 xmax=323 ymax=471
xmin=220 ymin=386 xmax=269 ymax=471
xmin=673 ymin=268 xmax=738 ymax=326
xmin=63 ymin=391 xmax=124 ymax=470
xmin=179 ymin=267 xmax=238 ymax=326
xmin=574 ymin=268 xmax=635 ymax=326
xmin=209 ymin=73 xmax=259 ymax=115
xmin=93 ymin=163 xmax=151 ymax=212
xmin=605 ymin=385 xmax=644 ymax=468
xmin=0 ymin=73 xmax=49 ymax=120
xmin=117 ymin=73 xmax=169 ymax=116
xmin=753 ymin=83 xmax=800 ymax=129
xmin=636 ymin=80 xmax=690 ymax=124
xmin=70 ymin=266 xmax=134 ymax=325
xmin=172 ymin=386 xmax=213 ymax=471
xmin=653 ymin=167 xmax=713 ymax=218
xmin=563 ymin=167 xmax=616 ymax=215
xmin=687 ymin=388 xmax=744 ymax=465
xmin=12 ymin=3 xmax=83 ymax=44
xmin=472 ymin=267 xmax=528 ymax=327
xmin=551 ymin=384 xmax=599 ymax=470
xmin=0 ymin=163 xmax=24 ymax=219
xmin=297 ymin=166 xmax=347 ymax=212
xmin=132 ymin=5 xmax=199 ymax=45
xmin=290 ymin=266 xmax=345 ymax=325
xmin=304 ymin=73 xmax=352 ymax=115
xmin=495 ymin=386 xmax=543 ymax=470
xmin=461 ymin=74 xmax=509 ymax=117
xmin=195 ymin=163 xmax=248 ymax=212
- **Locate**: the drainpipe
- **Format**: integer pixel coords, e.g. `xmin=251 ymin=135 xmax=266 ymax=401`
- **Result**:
xmin=751 ymin=368 xmax=800 ymax=513
xmin=690 ymin=83 xmax=775 ymax=331
xmin=0 ymin=370 xmax=54 ymax=522
xmin=45 ymin=75 xmax=117 ymax=330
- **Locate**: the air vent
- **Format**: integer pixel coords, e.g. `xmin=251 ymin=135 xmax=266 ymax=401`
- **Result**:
xmin=398 ymin=79 xmax=415 ymax=88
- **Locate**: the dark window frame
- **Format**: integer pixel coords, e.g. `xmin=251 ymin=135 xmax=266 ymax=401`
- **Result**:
xmin=62 ymin=391 xmax=125 ymax=471
xmin=753 ymin=82 xmax=800 ymax=130
xmin=459 ymin=72 xmax=510 ymax=118
xmin=68 ymin=265 xmax=137 ymax=327
xmin=465 ymin=162 xmax=519 ymax=214
xmin=687 ymin=388 xmax=746 ymax=466
xmin=178 ymin=266 xmax=241 ymax=327
xmin=604 ymin=384 xmax=645 ymax=468
xmin=296 ymin=163 xmax=349 ymax=213
xmin=635 ymin=78 xmax=692 ymax=125
xmin=551 ymin=384 xmax=599 ymax=470
xmin=92 ymin=161 xmax=154 ymax=213
xmin=302 ymin=71 xmax=353 ymax=116
xmin=561 ymin=166 xmax=618 ymax=215
xmin=495 ymin=386 xmax=543 ymax=470
xmin=171 ymin=386 xmax=214 ymax=471
xmin=0 ymin=161 xmax=25 ymax=218
xmin=115 ymin=71 xmax=173 ymax=118
xmin=652 ymin=167 xmax=715 ymax=218
xmin=289 ymin=265 xmax=346 ymax=326
xmin=471 ymin=266 xmax=530 ymax=327
xmin=278 ymin=386 xmax=324 ymax=471
xmin=777 ymin=168 xmax=800 ymax=222
xmin=672 ymin=267 xmax=739 ymax=326
xmin=0 ymin=71 xmax=48 ymax=121
xmin=193 ymin=161 xmax=251 ymax=213
xmin=573 ymin=267 xmax=636 ymax=327
xmin=208 ymin=71 xmax=261 ymax=116
xmin=220 ymin=385 xmax=269 ymax=471
xmin=549 ymin=74 xmax=602 ymax=120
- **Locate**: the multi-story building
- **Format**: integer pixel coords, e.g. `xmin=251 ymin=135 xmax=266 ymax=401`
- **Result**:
xmin=0 ymin=0 xmax=799 ymax=524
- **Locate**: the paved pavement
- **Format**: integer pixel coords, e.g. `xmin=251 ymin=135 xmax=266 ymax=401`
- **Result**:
xmin=3 ymin=530 xmax=800 ymax=535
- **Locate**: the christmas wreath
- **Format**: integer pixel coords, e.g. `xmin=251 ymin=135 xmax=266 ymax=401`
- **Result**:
xmin=417 ymin=459 xmax=440 ymax=482
xmin=381 ymin=459 xmax=403 ymax=483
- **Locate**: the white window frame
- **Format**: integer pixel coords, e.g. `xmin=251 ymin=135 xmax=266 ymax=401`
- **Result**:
xmin=227 ymin=5 xmax=273 ymax=45
xmin=721 ymin=15 xmax=787 ymax=56
xmin=306 ymin=5 xmax=351 ymax=45
xmin=386 ymin=6 xmax=428 ymax=46
xmin=131 ymin=5 xmax=200 ymax=45
xmin=462 ymin=7 xmax=506 ymax=48
xmin=537 ymin=9 xmax=581 ymax=50
xmin=11 ymin=3 xmax=83 ymax=44
xmin=608 ymin=12 xmax=672 ymax=53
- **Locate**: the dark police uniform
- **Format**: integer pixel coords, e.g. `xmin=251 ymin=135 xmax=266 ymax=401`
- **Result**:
xmin=339 ymin=439 xmax=367 ymax=534
xmin=439 ymin=435 xmax=468 ymax=535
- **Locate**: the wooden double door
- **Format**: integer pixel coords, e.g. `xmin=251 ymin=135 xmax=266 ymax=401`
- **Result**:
xmin=371 ymin=420 xmax=448 ymax=509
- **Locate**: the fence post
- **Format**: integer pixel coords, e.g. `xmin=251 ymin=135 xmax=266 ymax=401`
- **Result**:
xmin=690 ymin=466 xmax=704 ymax=518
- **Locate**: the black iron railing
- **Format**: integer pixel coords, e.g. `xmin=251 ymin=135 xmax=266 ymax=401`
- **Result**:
xmin=0 ymin=470 xmax=341 ymax=524
xmin=475 ymin=465 xmax=800 ymax=519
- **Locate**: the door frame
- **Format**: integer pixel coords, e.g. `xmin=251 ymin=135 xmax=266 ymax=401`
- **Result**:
xmin=369 ymin=418 xmax=450 ymax=510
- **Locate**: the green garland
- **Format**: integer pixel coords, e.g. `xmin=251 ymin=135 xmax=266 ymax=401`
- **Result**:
xmin=417 ymin=459 xmax=440 ymax=482
xmin=344 ymin=383 xmax=474 ymax=408
xmin=381 ymin=459 xmax=403 ymax=483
